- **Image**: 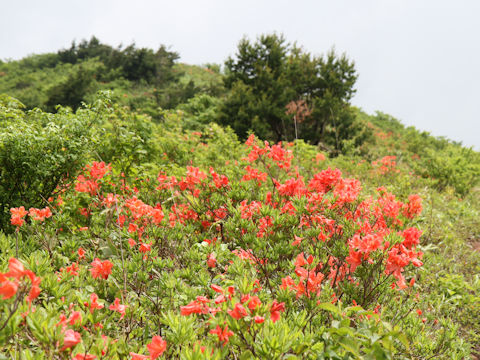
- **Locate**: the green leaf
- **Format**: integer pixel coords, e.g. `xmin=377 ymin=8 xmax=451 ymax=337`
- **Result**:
xmin=317 ymin=302 xmax=341 ymax=315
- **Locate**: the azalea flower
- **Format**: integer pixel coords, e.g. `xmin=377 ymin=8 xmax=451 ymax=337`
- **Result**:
xmin=68 ymin=311 xmax=82 ymax=326
xmin=270 ymin=300 xmax=285 ymax=323
xmin=247 ymin=296 xmax=262 ymax=311
xmin=6 ymin=258 xmax=25 ymax=279
xmin=210 ymin=284 xmax=223 ymax=293
xmin=254 ymin=316 xmax=265 ymax=324
xmin=90 ymin=258 xmax=113 ymax=280
xmin=180 ymin=300 xmax=203 ymax=316
xmin=61 ymin=329 xmax=81 ymax=351
xmin=0 ymin=274 xmax=18 ymax=299
xmin=109 ymin=298 xmax=127 ymax=319
xmin=28 ymin=207 xmax=52 ymax=221
xmin=129 ymin=353 xmax=149 ymax=360
xmin=147 ymin=335 xmax=167 ymax=359
xmin=10 ymin=206 xmax=28 ymax=227
xmin=210 ymin=325 xmax=234 ymax=345
xmin=86 ymin=293 xmax=104 ymax=313
xmin=228 ymin=303 xmax=248 ymax=320
xmin=207 ymin=253 xmax=216 ymax=268
xmin=77 ymin=247 xmax=85 ymax=260
xmin=139 ymin=242 xmax=152 ymax=253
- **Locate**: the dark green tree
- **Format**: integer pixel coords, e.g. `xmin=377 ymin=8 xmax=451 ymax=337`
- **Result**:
xmin=307 ymin=50 xmax=359 ymax=150
xmin=57 ymin=37 xmax=181 ymax=86
xmin=45 ymin=65 xmax=95 ymax=111
xmin=221 ymin=34 xmax=294 ymax=141
xmin=219 ymin=34 xmax=364 ymax=153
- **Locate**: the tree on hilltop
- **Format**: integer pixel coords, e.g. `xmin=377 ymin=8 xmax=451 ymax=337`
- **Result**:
xmin=219 ymin=33 xmax=368 ymax=153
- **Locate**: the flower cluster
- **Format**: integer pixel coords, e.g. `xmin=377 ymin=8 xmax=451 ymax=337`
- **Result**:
xmin=180 ymin=282 xmax=285 ymax=347
xmin=372 ymin=155 xmax=400 ymax=175
xmin=10 ymin=206 xmax=52 ymax=227
xmin=0 ymin=258 xmax=41 ymax=302
xmin=3 ymin=134 xmax=427 ymax=358
xmin=75 ymin=161 xmax=111 ymax=195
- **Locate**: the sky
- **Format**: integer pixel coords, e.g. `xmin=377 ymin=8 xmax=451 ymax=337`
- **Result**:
xmin=1 ymin=0 xmax=479 ymax=150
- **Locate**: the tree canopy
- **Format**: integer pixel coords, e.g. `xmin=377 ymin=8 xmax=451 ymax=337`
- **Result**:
xmin=219 ymin=34 xmax=369 ymax=152
xmin=57 ymin=36 xmax=180 ymax=85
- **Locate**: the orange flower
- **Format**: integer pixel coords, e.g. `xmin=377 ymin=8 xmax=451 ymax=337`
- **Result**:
xmin=147 ymin=336 xmax=167 ymax=359
xmin=56 ymin=314 xmax=68 ymax=329
xmin=6 ymin=258 xmax=26 ymax=279
xmin=315 ymin=153 xmax=326 ymax=162
xmin=254 ymin=316 xmax=265 ymax=324
xmin=87 ymin=161 xmax=110 ymax=180
xmin=247 ymin=296 xmax=262 ymax=311
xmin=292 ymin=235 xmax=303 ymax=247
xmin=73 ymin=354 xmax=96 ymax=360
xmin=214 ymin=294 xmax=227 ymax=304
xmin=10 ymin=206 xmax=28 ymax=227
xmin=129 ymin=353 xmax=149 ymax=360
xmin=10 ymin=206 xmax=28 ymax=218
xmin=403 ymin=194 xmax=422 ymax=219
xmin=90 ymin=258 xmax=113 ymax=280
xmin=128 ymin=223 xmax=138 ymax=234
xmin=68 ymin=311 xmax=82 ymax=326
xmin=75 ymin=175 xmax=99 ymax=195
xmin=139 ymin=242 xmax=151 ymax=253
xmin=228 ymin=303 xmax=248 ymax=320
xmin=61 ymin=329 xmax=81 ymax=351
xmin=180 ymin=301 xmax=203 ymax=316
xmin=25 ymin=270 xmax=41 ymax=302
xmin=0 ymin=274 xmax=18 ymax=299
xmin=77 ymin=247 xmax=85 ymax=260
xmin=28 ymin=207 xmax=52 ymax=221
xmin=270 ymin=300 xmax=285 ymax=323
xmin=210 ymin=284 xmax=223 ymax=293
xmin=86 ymin=293 xmax=104 ymax=313
xmin=207 ymin=253 xmax=216 ymax=268
xmin=109 ymin=298 xmax=127 ymax=319
xmin=210 ymin=325 xmax=234 ymax=345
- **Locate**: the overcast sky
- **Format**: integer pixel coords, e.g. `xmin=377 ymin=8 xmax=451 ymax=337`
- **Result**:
xmin=1 ymin=0 xmax=479 ymax=150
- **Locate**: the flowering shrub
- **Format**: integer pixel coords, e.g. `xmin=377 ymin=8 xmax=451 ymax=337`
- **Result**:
xmin=0 ymin=100 xmax=92 ymax=231
xmin=0 ymin=129 xmax=473 ymax=359
xmin=372 ymin=155 xmax=400 ymax=175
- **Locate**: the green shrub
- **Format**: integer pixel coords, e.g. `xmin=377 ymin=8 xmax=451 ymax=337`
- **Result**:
xmin=0 ymin=97 xmax=92 ymax=231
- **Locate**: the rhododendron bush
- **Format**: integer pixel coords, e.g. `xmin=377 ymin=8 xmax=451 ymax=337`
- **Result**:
xmin=0 ymin=133 xmax=470 ymax=359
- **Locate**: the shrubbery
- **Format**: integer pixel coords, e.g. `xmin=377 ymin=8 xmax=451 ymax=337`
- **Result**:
xmin=1 ymin=121 xmax=475 ymax=358
xmin=0 ymin=96 xmax=91 ymax=231
xmin=365 ymin=111 xmax=480 ymax=196
xmin=0 ymin=37 xmax=479 ymax=358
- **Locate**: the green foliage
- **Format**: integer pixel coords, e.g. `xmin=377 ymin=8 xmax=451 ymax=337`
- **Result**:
xmin=57 ymin=36 xmax=180 ymax=86
xmin=0 ymin=36 xmax=479 ymax=359
xmin=415 ymin=145 xmax=480 ymax=197
xmin=0 ymin=96 xmax=92 ymax=231
xmin=0 ymin=91 xmax=167 ymax=231
xmin=176 ymin=63 xmax=224 ymax=97
xmin=0 ymin=37 xmax=205 ymax=114
xmin=219 ymin=33 xmax=365 ymax=153
xmin=177 ymin=94 xmax=222 ymax=130
xmin=364 ymin=111 xmax=480 ymax=196
xmin=45 ymin=64 xmax=97 ymax=111
xmin=86 ymin=92 xmax=160 ymax=177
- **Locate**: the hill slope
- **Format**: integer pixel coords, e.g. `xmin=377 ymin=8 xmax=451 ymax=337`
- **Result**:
xmin=0 ymin=41 xmax=479 ymax=358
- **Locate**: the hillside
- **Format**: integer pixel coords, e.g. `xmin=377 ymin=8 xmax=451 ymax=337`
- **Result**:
xmin=0 ymin=38 xmax=480 ymax=359
xmin=0 ymin=37 xmax=223 ymax=116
